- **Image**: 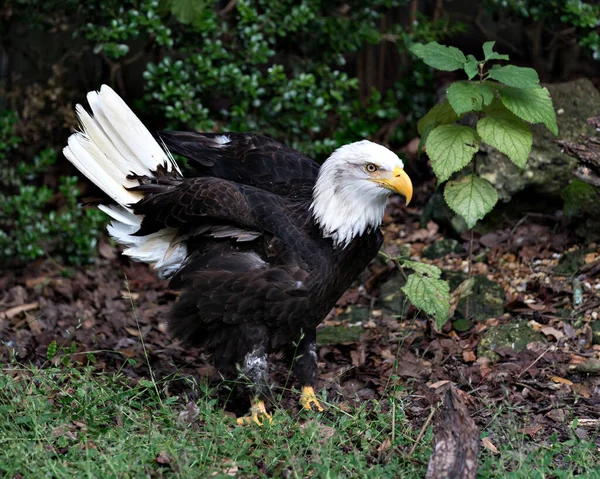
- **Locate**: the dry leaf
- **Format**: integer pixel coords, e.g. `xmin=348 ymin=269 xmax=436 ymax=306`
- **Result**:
xmin=550 ymin=376 xmax=573 ymax=386
xmin=377 ymin=437 xmax=392 ymax=454
xmin=124 ymin=327 xmax=141 ymax=337
xmin=155 ymin=451 xmax=171 ymax=467
xmin=577 ymin=418 xmax=600 ymax=429
xmin=540 ymin=326 xmax=564 ymax=341
xmin=427 ymin=380 xmax=451 ymax=389
xmin=482 ymin=437 xmax=499 ymax=455
xmin=1 ymin=302 xmax=39 ymax=320
xmin=570 ymin=383 xmax=592 ymax=398
xmin=518 ymin=424 xmax=543 ymax=438
xmin=462 ymin=351 xmax=476 ymax=363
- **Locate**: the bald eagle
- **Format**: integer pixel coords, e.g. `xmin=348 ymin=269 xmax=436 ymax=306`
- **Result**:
xmin=64 ymin=85 xmax=413 ymax=424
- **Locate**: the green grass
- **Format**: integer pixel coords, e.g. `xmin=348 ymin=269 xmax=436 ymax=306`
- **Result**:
xmin=0 ymin=364 xmax=597 ymax=478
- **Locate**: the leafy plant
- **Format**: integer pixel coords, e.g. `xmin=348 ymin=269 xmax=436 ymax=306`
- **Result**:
xmin=484 ymin=0 xmax=600 ymax=60
xmin=0 ymin=133 xmax=106 ymax=265
xmin=66 ymin=0 xmax=462 ymax=158
xmin=397 ymin=41 xmax=557 ymax=328
xmin=411 ymin=40 xmax=558 ymax=228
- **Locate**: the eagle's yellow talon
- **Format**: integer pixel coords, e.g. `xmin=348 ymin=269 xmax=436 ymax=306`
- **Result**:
xmin=236 ymin=400 xmax=273 ymax=426
xmin=300 ymin=386 xmax=324 ymax=412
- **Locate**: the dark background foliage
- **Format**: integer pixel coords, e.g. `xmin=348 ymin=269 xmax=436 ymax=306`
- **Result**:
xmin=1 ymin=0 xmax=599 ymax=264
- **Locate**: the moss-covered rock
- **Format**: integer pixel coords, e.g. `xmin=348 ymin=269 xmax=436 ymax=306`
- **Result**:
xmin=423 ymin=239 xmax=464 ymax=259
xmin=591 ymin=320 xmax=600 ymax=346
xmin=477 ymin=320 xmax=545 ymax=362
xmin=377 ymin=275 xmax=407 ymax=315
xmin=443 ymin=271 xmax=505 ymax=322
xmin=316 ymin=325 xmax=363 ymax=345
xmin=554 ymin=248 xmax=593 ymax=276
xmin=478 ymin=79 xmax=600 ymax=202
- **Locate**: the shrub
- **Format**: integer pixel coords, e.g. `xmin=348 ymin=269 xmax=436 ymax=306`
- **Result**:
xmin=0 ymin=112 xmax=106 ymax=265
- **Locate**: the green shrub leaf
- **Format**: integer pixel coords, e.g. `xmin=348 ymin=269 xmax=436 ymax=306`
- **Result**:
xmin=417 ymin=100 xmax=459 ymax=140
xmin=499 ymin=86 xmax=558 ymax=135
xmin=447 ymin=81 xmax=495 ymax=115
xmin=477 ymin=110 xmax=532 ymax=168
xmin=400 ymin=260 xmax=442 ymax=279
xmin=426 ymin=125 xmax=480 ymax=182
xmin=410 ymin=42 xmax=467 ymax=71
xmin=444 ymin=174 xmax=498 ymax=228
xmin=402 ymin=274 xmax=450 ymax=328
xmin=482 ymin=41 xmax=510 ymax=61
xmin=487 ymin=65 xmax=540 ymax=88
xmin=463 ymin=55 xmax=479 ymax=80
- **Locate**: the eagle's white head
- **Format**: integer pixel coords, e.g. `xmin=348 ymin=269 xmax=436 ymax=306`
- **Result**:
xmin=311 ymin=140 xmax=413 ymax=248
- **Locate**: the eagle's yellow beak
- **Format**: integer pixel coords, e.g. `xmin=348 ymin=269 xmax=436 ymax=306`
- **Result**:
xmin=374 ymin=166 xmax=413 ymax=205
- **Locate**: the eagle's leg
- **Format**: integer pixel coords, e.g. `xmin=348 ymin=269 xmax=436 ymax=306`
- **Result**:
xmin=236 ymin=346 xmax=273 ymax=426
xmin=294 ymin=329 xmax=324 ymax=412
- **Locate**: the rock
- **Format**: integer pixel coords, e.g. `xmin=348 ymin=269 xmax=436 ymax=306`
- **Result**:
xmin=592 ymin=321 xmax=600 ymax=346
xmin=343 ymin=306 xmax=371 ymax=324
xmin=554 ymin=248 xmax=593 ymax=276
xmin=477 ymin=320 xmax=545 ymax=362
xmin=423 ymin=239 xmax=464 ymax=259
xmin=478 ymin=79 xmax=600 ymax=202
xmin=443 ymin=272 xmax=505 ymax=322
xmin=316 ymin=325 xmax=363 ymax=345
xmin=377 ymin=275 xmax=407 ymax=315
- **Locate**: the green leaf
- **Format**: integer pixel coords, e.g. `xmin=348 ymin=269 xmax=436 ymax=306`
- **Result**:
xmin=463 ymin=55 xmax=479 ymax=80
xmin=47 ymin=340 xmax=57 ymax=360
xmin=400 ymin=259 xmax=442 ymax=279
xmin=487 ymin=65 xmax=539 ymax=88
xmin=410 ymin=42 xmax=467 ymax=72
xmin=482 ymin=41 xmax=510 ymax=61
xmin=447 ymin=81 xmax=495 ymax=116
xmin=164 ymin=0 xmax=209 ymax=26
xmin=499 ymin=86 xmax=558 ymax=136
xmin=477 ymin=109 xmax=532 ymax=168
xmin=444 ymin=174 xmax=498 ymax=228
xmin=417 ymin=101 xmax=458 ymax=140
xmin=402 ymin=274 xmax=450 ymax=328
xmin=426 ymin=125 xmax=480 ymax=183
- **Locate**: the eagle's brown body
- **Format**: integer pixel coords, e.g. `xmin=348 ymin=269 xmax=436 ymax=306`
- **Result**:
xmin=132 ymin=132 xmax=382 ymax=392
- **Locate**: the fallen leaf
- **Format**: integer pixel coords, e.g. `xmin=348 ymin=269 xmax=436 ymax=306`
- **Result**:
xmin=518 ymin=424 xmax=543 ymax=438
xmin=570 ymin=383 xmax=592 ymax=398
xmin=124 ymin=327 xmax=141 ymax=337
xmin=577 ymin=418 xmax=600 ymax=429
xmin=155 ymin=451 xmax=171 ymax=467
xmin=550 ymin=376 xmax=573 ymax=386
xmin=120 ymin=291 xmax=140 ymax=301
xmin=482 ymin=437 xmax=499 ymax=455
xmin=526 ymin=303 xmax=547 ymax=311
xmin=462 ymin=351 xmax=476 ymax=363
xmin=427 ymin=380 xmax=451 ymax=389
xmin=211 ymin=460 xmax=238 ymax=477
xmin=25 ymin=277 xmax=49 ymax=288
xmin=540 ymin=326 xmax=564 ymax=341
xmin=1 ymin=302 xmax=39 ymax=320
xmin=178 ymin=401 xmax=200 ymax=425
xmin=377 ymin=437 xmax=392 ymax=454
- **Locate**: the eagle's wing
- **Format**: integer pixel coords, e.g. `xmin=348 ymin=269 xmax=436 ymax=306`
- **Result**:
xmin=128 ymin=174 xmax=320 ymax=349
xmin=157 ymin=131 xmax=320 ymax=198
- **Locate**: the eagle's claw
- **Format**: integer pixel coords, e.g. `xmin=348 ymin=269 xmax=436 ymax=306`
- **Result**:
xmin=236 ymin=400 xmax=273 ymax=426
xmin=300 ymin=386 xmax=324 ymax=412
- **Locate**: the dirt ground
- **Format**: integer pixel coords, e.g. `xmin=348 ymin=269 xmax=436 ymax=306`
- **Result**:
xmin=1 ymin=180 xmax=599 ymax=456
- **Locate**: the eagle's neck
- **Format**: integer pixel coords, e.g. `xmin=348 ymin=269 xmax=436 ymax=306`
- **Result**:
xmin=310 ymin=163 xmax=388 ymax=248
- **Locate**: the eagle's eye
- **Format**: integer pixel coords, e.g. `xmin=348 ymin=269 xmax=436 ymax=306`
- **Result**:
xmin=365 ymin=163 xmax=378 ymax=173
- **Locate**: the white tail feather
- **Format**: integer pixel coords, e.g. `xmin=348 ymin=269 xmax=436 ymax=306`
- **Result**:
xmin=64 ymin=85 xmax=186 ymax=278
